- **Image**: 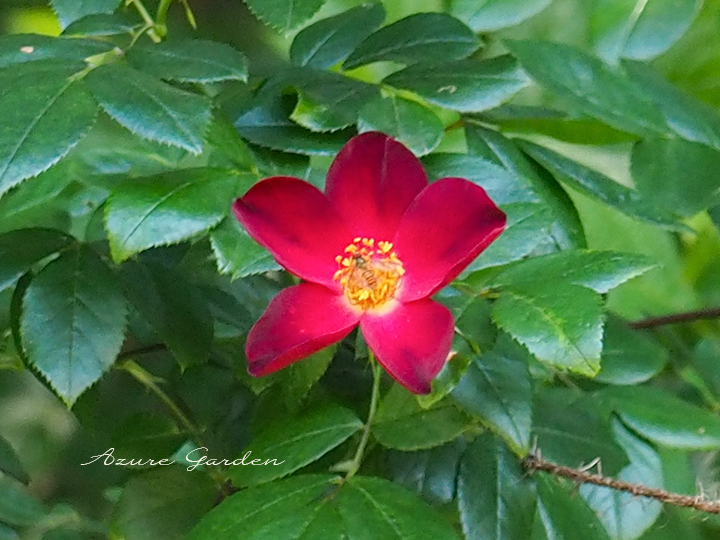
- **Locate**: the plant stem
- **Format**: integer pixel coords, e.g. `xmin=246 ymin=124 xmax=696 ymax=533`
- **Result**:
xmin=126 ymin=0 xmax=162 ymax=42
xmin=629 ymin=306 xmax=720 ymax=329
xmin=345 ymin=354 xmax=382 ymax=480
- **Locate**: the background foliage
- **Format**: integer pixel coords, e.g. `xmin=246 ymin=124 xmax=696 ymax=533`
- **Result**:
xmin=2 ymin=0 xmax=720 ymax=538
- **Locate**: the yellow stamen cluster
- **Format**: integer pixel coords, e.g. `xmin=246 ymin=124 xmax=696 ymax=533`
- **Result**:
xmin=333 ymin=237 xmax=404 ymax=310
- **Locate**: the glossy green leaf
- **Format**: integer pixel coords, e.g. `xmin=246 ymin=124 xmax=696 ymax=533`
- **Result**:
xmin=452 ymin=339 xmax=532 ymax=455
xmin=63 ymin=13 xmax=136 ymax=36
xmin=290 ymin=3 xmax=385 ymax=69
xmin=520 ymin=141 xmax=683 ymax=228
xmin=581 ymin=421 xmax=663 ymax=540
xmin=0 ymin=229 xmax=72 ymax=292
xmin=535 ymin=474 xmax=613 ymax=540
xmin=244 ymin=0 xmax=326 ymax=33
xmin=120 ymin=260 xmax=213 ymax=368
xmin=452 ymin=0 xmax=552 ymax=31
xmin=20 ymin=244 xmax=126 ymax=405
xmin=631 ymin=137 xmax=720 ymax=216
xmin=591 ymin=0 xmax=701 ymax=62
xmin=127 ymin=40 xmax=248 ymax=83
xmin=0 ymin=61 xmax=97 ymax=197
xmin=505 ymin=40 xmax=668 ymax=137
xmin=0 ymin=435 xmax=28 ymax=485
xmin=373 ymin=384 xmax=472 ymax=451
xmin=493 ymin=281 xmax=604 ymax=376
xmin=228 ymin=405 xmax=362 ymax=487
xmin=210 ymin=217 xmax=280 ymax=280
xmin=533 ymin=390 xmax=629 ymax=476
xmin=385 ymin=55 xmax=529 ymax=113
xmin=344 ymin=12 xmax=480 ymax=69
xmin=85 ymin=64 xmax=212 ymax=154
xmin=0 ymin=34 xmax=113 ymax=68
xmin=691 ymin=339 xmax=720 ymax=398
xmin=602 ymin=386 xmax=720 ymax=450
xmin=595 ymin=316 xmax=668 ymax=386
xmin=358 ymin=95 xmax=443 ymax=156
xmin=50 ymin=0 xmax=122 ymax=29
xmin=104 ymin=168 xmax=243 ymax=262
xmin=0 ymin=476 xmax=45 ymax=527
xmin=112 ymin=467 xmax=216 ymax=540
xmin=458 ymin=434 xmax=536 ymax=540
xmin=277 ymin=345 xmax=337 ymax=411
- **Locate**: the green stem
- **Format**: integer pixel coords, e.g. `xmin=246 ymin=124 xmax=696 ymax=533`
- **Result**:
xmin=155 ymin=0 xmax=173 ymax=36
xmin=345 ymin=354 xmax=382 ymax=480
xmin=126 ymin=0 xmax=162 ymax=42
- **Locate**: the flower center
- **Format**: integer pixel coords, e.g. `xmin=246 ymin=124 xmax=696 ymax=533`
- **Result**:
xmin=333 ymin=237 xmax=404 ymax=310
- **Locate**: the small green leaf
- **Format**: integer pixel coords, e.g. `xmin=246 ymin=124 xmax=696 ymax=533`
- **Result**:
xmin=20 ymin=244 xmax=127 ymax=405
xmin=110 ymin=413 xmax=185 ymax=463
xmin=344 ymin=12 xmax=480 ymax=69
xmin=691 ymin=339 xmax=720 ymax=399
xmin=210 ymin=217 xmax=280 ymax=279
xmin=290 ymin=3 xmax=385 ymax=69
xmin=0 ymin=229 xmax=72 ymax=292
xmin=505 ymin=40 xmax=668 ymax=137
xmin=50 ymin=0 xmax=122 ymax=29
xmin=85 ymin=64 xmax=212 ymax=154
xmin=0 ymin=435 xmax=28 ymax=485
xmin=63 ymin=13 xmax=136 ymax=37
xmin=602 ymin=386 xmax=720 ymax=450
xmin=373 ymin=384 xmax=473 ymax=451
xmin=277 ymin=345 xmax=337 ymax=411
xmin=127 ymin=39 xmax=248 ymax=83
xmin=112 ymin=467 xmax=216 ymax=540
xmin=0 ymin=34 xmax=113 ymax=68
xmin=492 ymin=281 xmax=604 ymax=377
xmin=244 ymin=0 xmax=326 ymax=33
xmin=228 ymin=405 xmax=362 ymax=487
xmin=358 ymin=95 xmax=444 ymax=156
xmin=458 ymin=434 xmax=536 ymax=540
xmin=0 ymin=61 xmax=97 ymax=197
xmin=452 ymin=0 xmax=552 ymax=31
xmin=385 ymin=55 xmax=529 ymax=113
xmin=0 ymin=476 xmax=45 ymax=527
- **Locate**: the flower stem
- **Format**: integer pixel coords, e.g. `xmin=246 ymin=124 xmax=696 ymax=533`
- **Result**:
xmin=126 ymin=0 xmax=162 ymax=42
xmin=345 ymin=353 xmax=382 ymax=480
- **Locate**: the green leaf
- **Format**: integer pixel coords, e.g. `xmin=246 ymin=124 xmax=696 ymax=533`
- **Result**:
xmin=63 ymin=13 xmax=136 ymax=37
xmin=290 ymin=3 xmax=385 ymax=69
xmin=344 ymin=12 xmax=480 ymax=69
xmin=127 ymin=39 xmax=248 ymax=83
xmin=0 ymin=229 xmax=72 ymax=292
xmin=492 ymin=281 xmax=605 ymax=377
xmin=451 ymin=0 xmax=552 ymax=31
xmin=0 ymin=34 xmax=113 ymax=69
xmin=244 ymin=0 xmax=326 ymax=33
xmin=591 ymin=0 xmax=701 ymax=62
xmin=691 ymin=339 xmax=720 ymax=399
xmin=50 ymin=0 xmax=122 ymax=29
xmin=0 ymin=61 xmax=97 ymax=197
xmin=458 ymin=434 xmax=536 ymax=540
xmin=631 ymin=137 xmax=720 ymax=216
xmin=0 ymin=476 xmax=45 ymax=527
xmin=112 ymin=467 xmax=216 ymax=540
xmin=595 ymin=315 xmax=668 ymax=386
xmin=535 ymin=474 xmax=613 ymax=540
xmin=0 ymin=523 xmax=18 ymax=540
xmin=110 ymin=413 xmax=185 ymax=463
xmin=373 ymin=384 xmax=473 ymax=451
xmin=602 ymin=386 xmax=720 ymax=450
xmin=20 ymin=244 xmax=127 ymax=405
xmin=85 ymin=64 xmax=212 ymax=154
xmin=385 ymin=55 xmax=529 ymax=113
xmin=228 ymin=405 xmax=362 ymax=487
xmin=452 ymin=338 xmax=532 ymax=455
xmin=505 ymin=40 xmax=668 ymax=137
xmin=358 ymin=95 xmax=443 ymax=156
xmin=277 ymin=345 xmax=337 ymax=411
xmin=0 ymin=435 xmax=28 ymax=485
xmin=520 ymin=141 xmax=684 ymax=228
xmin=119 ymin=260 xmax=213 ymax=368
xmin=210 ymin=217 xmax=280 ymax=279
xmin=581 ymin=421 xmax=663 ymax=540
xmin=533 ymin=390 xmax=629 ymax=476
xmin=104 ymin=168 xmax=243 ymax=262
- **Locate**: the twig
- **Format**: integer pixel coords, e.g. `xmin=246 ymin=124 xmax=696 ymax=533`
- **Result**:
xmin=629 ymin=307 xmax=720 ymax=329
xmin=524 ymin=453 xmax=720 ymax=514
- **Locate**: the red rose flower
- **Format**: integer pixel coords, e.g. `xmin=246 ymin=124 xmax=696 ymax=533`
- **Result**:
xmin=233 ymin=132 xmax=506 ymax=394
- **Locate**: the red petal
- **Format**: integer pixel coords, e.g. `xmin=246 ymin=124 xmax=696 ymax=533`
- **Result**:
xmin=360 ymin=299 xmax=453 ymax=394
xmin=325 ymin=132 xmax=427 ymax=240
xmin=233 ymin=177 xmax=353 ymax=290
xmin=246 ymin=283 xmax=360 ymax=376
xmin=393 ymin=178 xmax=506 ymax=302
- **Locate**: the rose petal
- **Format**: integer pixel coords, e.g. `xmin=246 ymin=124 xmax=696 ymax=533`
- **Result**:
xmin=325 ymin=132 xmax=427 ymax=241
xmin=246 ymin=283 xmax=360 ymax=376
xmin=393 ymin=177 xmax=506 ymax=302
xmin=234 ymin=177 xmax=353 ymax=290
xmin=360 ymin=299 xmax=453 ymax=394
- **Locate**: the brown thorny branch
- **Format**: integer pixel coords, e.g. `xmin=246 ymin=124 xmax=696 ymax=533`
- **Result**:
xmin=524 ymin=453 xmax=720 ymax=514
